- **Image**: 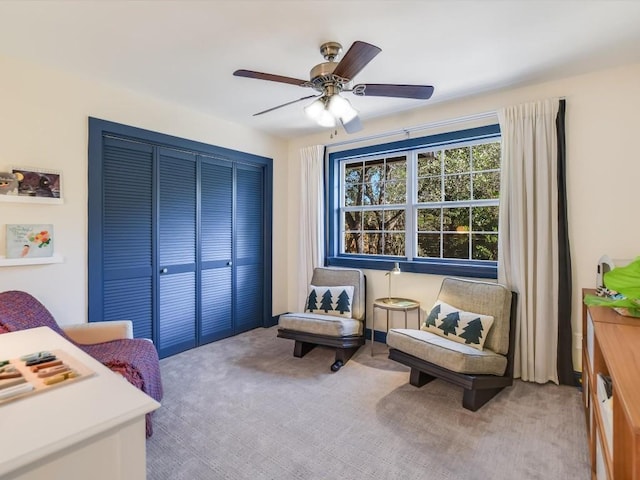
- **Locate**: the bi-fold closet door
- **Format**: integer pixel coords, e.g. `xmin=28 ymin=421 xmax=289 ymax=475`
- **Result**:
xmin=91 ymin=131 xmax=267 ymax=359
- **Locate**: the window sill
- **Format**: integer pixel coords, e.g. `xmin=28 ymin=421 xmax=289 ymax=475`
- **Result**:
xmin=326 ymin=256 xmax=497 ymax=279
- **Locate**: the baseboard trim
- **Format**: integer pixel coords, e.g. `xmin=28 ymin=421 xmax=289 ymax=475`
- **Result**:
xmin=574 ymin=370 xmax=582 ymax=390
xmin=365 ymin=328 xmax=387 ymax=344
xmin=266 ymin=313 xmax=286 ymax=328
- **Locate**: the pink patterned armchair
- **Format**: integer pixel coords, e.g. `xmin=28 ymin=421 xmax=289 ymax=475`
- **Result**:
xmin=0 ymin=290 xmax=163 ymax=437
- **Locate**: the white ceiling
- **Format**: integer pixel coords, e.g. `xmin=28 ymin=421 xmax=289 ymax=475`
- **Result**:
xmin=0 ymin=1 xmax=639 ymax=139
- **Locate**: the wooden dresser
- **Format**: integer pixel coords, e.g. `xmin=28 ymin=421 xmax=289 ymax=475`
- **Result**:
xmin=582 ymin=289 xmax=640 ymax=479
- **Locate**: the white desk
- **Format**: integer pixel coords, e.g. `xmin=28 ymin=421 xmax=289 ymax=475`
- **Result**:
xmin=0 ymin=327 xmax=160 ymax=480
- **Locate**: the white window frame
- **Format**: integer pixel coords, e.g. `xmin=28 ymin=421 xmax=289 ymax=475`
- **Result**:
xmin=326 ymin=123 xmax=501 ymax=279
xmin=338 ymin=138 xmax=500 ymax=262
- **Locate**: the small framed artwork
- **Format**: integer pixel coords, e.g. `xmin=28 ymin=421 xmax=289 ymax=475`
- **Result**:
xmin=0 ymin=171 xmax=19 ymax=195
xmin=6 ymin=224 xmax=54 ymax=259
xmin=11 ymin=167 xmax=62 ymax=199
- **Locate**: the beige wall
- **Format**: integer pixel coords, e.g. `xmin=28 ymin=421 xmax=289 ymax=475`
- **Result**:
xmin=287 ymin=62 xmax=640 ymax=370
xmin=2 ymin=50 xmax=639 ymax=371
xmin=0 ymin=54 xmax=289 ymax=325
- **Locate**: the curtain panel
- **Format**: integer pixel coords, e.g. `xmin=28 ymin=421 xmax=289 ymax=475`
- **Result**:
xmin=297 ymin=145 xmax=326 ymax=310
xmin=556 ymin=99 xmax=574 ymax=385
xmin=497 ymin=98 xmax=563 ymax=384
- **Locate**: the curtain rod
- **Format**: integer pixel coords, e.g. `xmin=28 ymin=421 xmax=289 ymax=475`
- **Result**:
xmin=325 ymin=110 xmax=498 ymax=150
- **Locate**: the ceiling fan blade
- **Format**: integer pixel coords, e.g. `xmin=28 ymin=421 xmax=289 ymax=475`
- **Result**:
xmin=351 ymin=83 xmax=434 ymax=99
xmin=341 ymin=115 xmax=363 ymax=134
xmin=332 ymin=41 xmax=381 ymax=80
xmin=234 ymin=69 xmax=309 ymax=87
xmin=252 ymin=95 xmax=319 ymax=116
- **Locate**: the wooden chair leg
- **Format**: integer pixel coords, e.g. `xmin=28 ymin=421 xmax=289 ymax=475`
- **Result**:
xmin=293 ymin=340 xmax=316 ymax=358
xmin=462 ymin=387 xmax=504 ymax=411
xmin=331 ymin=346 xmax=360 ymax=371
xmin=334 ymin=346 xmax=359 ymax=364
xmin=409 ymin=368 xmax=436 ymax=387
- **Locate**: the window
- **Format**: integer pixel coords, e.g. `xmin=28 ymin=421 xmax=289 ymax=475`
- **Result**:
xmin=327 ymin=124 xmax=501 ymax=278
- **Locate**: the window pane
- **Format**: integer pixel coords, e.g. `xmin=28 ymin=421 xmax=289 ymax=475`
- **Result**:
xmin=473 ymin=143 xmax=500 ymax=170
xmin=418 ymin=177 xmax=442 ymax=202
xmin=385 ymin=156 xmax=406 ymax=182
xmin=444 ymin=146 xmax=470 ymax=174
xmin=344 ymin=211 xmax=362 ymax=231
xmin=472 ymin=233 xmax=498 ymax=260
xmin=443 ymin=207 xmax=470 ymax=232
xmin=384 ymin=209 xmax=405 ymax=230
xmin=418 ymin=208 xmax=441 ymax=231
xmin=383 ymin=232 xmax=405 ymax=256
xmin=364 ymin=160 xmax=383 ymax=182
xmin=362 ymin=183 xmax=381 ymax=205
xmin=344 ymin=233 xmax=360 ymax=253
xmin=418 ymin=151 xmax=440 ymax=176
xmin=443 ymin=233 xmax=469 ymax=259
xmin=363 ymin=210 xmax=383 ymax=230
xmin=363 ymin=233 xmax=382 ymax=254
xmin=444 ymin=174 xmax=471 ymax=201
xmin=471 ymin=206 xmax=499 ymax=232
xmin=417 ymin=233 xmax=440 ymax=257
xmin=473 ymin=171 xmax=500 ymax=199
xmin=345 ymin=183 xmax=362 ymax=206
xmin=383 ymin=180 xmax=406 ymax=204
xmin=417 ymin=176 xmax=441 ymax=202
xmin=345 ymin=163 xmax=363 ymax=184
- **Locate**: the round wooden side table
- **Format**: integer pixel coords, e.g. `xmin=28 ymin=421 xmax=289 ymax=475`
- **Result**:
xmin=372 ymin=297 xmax=421 ymax=356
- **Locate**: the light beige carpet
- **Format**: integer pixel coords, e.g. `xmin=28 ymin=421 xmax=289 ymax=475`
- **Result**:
xmin=146 ymin=326 xmax=589 ymax=480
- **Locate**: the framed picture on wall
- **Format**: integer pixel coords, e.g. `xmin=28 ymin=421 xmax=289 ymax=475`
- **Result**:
xmin=6 ymin=224 xmax=54 ymax=259
xmin=0 ymin=171 xmax=19 ymax=195
xmin=11 ymin=167 xmax=62 ymax=199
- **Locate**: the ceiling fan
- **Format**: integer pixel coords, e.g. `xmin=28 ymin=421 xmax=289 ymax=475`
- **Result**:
xmin=233 ymin=41 xmax=434 ymax=134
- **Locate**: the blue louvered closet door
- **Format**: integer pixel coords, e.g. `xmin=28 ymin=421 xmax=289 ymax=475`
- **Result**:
xmin=200 ymin=156 xmax=234 ymax=343
xmin=89 ymin=119 xmax=271 ymax=359
xmin=234 ymin=163 xmax=264 ymax=334
xmin=158 ymin=148 xmax=198 ymax=356
xmin=100 ymin=137 xmax=155 ymax=340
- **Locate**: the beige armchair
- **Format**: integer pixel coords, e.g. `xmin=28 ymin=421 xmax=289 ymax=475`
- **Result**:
xmin=278 ymin=267 xmax=366 ymax=371
xmin=387 ymin=277 xmax=517 ymax=411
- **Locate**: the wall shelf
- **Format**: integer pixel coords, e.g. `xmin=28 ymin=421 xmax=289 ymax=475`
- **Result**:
xmin=0 ymin=254 xmax=63 ymax=267
xmin=0 ymin=195 xmax=62 ymax=205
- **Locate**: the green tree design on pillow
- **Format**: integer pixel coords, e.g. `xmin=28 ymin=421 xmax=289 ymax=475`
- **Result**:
xmin=425 ymin=304 xmax=440 ymax=327
xmin=320 ymin=289 xmax=334 ymax=312
xmin=306 ymin=290 xmax=318 ymax=312
xmin=459 ymin=317 xmax=484 ymax=345
xmin=335 ymin=290 xmax=351 ymax=314
xmin=438 ymin=311 xmax=460 ymax=336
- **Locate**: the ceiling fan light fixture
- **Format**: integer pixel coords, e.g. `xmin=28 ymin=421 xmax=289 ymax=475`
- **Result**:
xmin=316 ymin=108 xmax=337 ymax=128
xmin=304 ymin=97 xmax=337 ymax=127
xmin=328 ymin=94 xmax=358 ymax=123
xmin=303 ymin=98 xmax=326 ymax=121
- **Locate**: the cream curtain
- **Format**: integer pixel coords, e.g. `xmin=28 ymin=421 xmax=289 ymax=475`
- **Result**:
xmin=497 ymin=99 xmax=560 ymax=384
xmin=297 ymin=145 xmax=326 ymax=310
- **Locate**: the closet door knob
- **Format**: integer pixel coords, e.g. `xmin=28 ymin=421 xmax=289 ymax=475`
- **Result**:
xmin=227 ymin=261 xmax=233 ymax=266
xmin=160 ymin=268 xmax=168 ymax=274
